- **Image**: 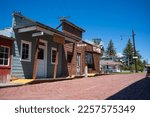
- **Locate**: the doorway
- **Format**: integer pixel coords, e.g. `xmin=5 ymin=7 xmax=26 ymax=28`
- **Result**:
xmin=36 ymin=40 xmax=47 ymax=78
xmin=76 ymin=53 xmax=81 ymax=75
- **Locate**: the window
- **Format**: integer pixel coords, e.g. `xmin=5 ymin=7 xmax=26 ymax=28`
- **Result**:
xmin=85 ymin=52 xmax=93 ymax=68
xmin=38 ymin=48 xmax=44 ymax=60
xmin=67 ymin=52 xmax=72 ymax=63
xmin=51 ymin=47 xmax=57 ymax=64
xmin=0 ymin=46 xmax=10 ymax=66
xmin=21 ymin=40 xmax=32 ymax=62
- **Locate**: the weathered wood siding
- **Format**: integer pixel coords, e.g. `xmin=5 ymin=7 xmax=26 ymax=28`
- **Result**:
xmin=62 ymin=23 xmax=83 ymax=38
xmin=62 ymin=41 xmax=84 ymax=76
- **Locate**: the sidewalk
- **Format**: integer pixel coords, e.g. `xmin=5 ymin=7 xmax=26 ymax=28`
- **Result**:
xmin=0 ymin=83 xmax=23 ymax=88
xmin=0 ymin=77 xmax=80 ymax=88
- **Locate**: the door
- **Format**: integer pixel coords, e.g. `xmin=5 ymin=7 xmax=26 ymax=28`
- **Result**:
xmin=76 ymin=53 xmax=81 ymax=75
xmin=36 ymin=42 xmax=47 ymax=78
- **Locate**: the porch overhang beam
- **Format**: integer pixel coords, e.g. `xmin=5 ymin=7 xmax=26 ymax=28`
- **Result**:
xmin=18 ymin=26 xmax=54 ymax=36
xmin=18 ymin=26 xmax=78 ymax=43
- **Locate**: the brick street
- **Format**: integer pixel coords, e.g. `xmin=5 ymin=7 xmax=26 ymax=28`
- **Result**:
xmin=0 ymin=73 xmax=149 ymax=100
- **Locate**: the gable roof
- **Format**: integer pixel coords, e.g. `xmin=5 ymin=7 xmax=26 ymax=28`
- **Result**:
xmin=0 ymin=35 xmax=15 ymax=40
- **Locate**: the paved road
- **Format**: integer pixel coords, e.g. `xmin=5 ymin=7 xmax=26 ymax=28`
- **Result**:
xmin=0 ymin=73 xmax=148 ymax=100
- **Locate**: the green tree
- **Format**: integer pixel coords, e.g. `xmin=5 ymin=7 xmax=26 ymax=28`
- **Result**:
xmin=123 ymin=38 xmax=134 ymax=66
xmin=106 ymin=39 xmax=116 ymax=57
xmin=123 ymin=38 xmax=144 ymax=72
xmin=131 ymin=59 xmax=144 ymax=72
xmin=143 ymin=60 xmax=147 ymax=66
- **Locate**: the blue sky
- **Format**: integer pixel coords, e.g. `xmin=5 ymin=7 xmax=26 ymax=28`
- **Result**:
xmin=0 ymin=0 xmax=150 ymax=63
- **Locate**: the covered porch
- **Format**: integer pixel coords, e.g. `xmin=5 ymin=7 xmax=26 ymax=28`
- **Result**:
xmin=13 ymin=24 xmax=65 ymax=79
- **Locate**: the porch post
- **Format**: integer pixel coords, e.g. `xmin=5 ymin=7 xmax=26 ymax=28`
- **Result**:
xmin=32 ymin=38 xmax=39 ymax=79
xmin=53 ymin=45 xmax=59 ymax=79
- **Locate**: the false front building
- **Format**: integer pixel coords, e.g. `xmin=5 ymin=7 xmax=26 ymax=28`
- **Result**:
xmin=0 ymin=12 xmax=102 ymax=79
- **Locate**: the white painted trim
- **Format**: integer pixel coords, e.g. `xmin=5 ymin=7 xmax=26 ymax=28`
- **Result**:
xmin=0 ymin=45 xmax=10 ymax=66
xmin=32 ymin=32 xmax=44 ymax=37
xmin=20 ymin=40 xmax=32 ymax=62
xmin=51 ymin=47 xmax=57 ymax=64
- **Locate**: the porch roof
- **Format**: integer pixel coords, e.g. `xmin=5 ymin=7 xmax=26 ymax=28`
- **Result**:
xmin=13 ymin=12 xmax=82 ymax=40
xmin=145 ymin=64 xmax=150 ymax=67
xmin=82 ymin=41 xmax=102 ymax=54
xmin=0 ymin=35 xmax=15 ymax=41
xmin=15 ymin=20 xmax=83 ymax=43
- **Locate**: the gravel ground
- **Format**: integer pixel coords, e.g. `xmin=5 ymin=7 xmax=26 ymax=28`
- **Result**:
xmin=0 ymin=73 xmax=148 ymax=100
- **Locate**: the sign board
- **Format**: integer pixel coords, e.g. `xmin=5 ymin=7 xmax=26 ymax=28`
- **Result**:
xmin=133 ymin=56 xmax=138 ymax=59
xmin=32 ymin=32 xmax=44 ymax=37
xmin=77 ymin=44 xmax=87 ymax=47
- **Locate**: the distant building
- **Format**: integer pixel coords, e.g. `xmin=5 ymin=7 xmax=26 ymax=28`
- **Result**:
xmin=100 ymin=55 xmax=124 ymax=73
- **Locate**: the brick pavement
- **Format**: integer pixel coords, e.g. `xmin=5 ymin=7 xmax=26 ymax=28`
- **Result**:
xmin=0 ymin=73 xmax=147 ymax=100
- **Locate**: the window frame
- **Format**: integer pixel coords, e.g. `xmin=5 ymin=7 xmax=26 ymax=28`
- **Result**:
xmin=85 ymin=52 xmax=94 ymax=68
xmin=20 ymin=40 xmax=32 ymax=62
xmin=0 ymin=45 xmax=10 ymax=66
xmin=51 ymin=47 xmax=57 ymax=64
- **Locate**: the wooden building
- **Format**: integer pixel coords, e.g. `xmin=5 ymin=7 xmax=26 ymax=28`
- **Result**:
xmin=61 ymin=19 xmax=101 ymax=77
xmin=0 ymin=12 xmax=102 ymax=79
xmin=0 ymin=35 xmax=14 ymax=83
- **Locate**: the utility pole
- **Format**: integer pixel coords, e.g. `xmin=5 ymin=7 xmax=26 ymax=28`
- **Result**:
xmin=132 ymin=30 xmax=138 ymax=73
xmin=93 ymin=38 xmax=102 ymax=46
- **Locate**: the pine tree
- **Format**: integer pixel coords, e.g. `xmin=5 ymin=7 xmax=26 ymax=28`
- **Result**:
xmin=106 ymin=39 xmax=116 ymax=57
xmin=123 ymin=38 xmax=144 ymax=72
xmin=123 ymin=38 xmax=134 ymax=66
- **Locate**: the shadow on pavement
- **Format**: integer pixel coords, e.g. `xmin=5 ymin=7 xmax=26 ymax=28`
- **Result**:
xmin=107 ymin=77 xmax=150 ymax=100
